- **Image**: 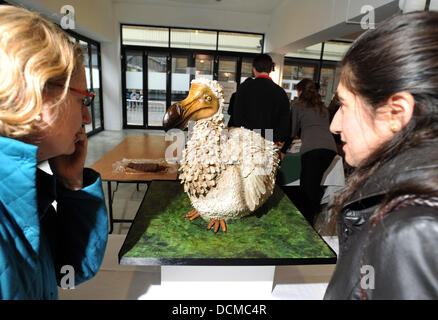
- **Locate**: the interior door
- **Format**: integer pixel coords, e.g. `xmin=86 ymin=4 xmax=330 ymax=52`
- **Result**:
xmin=125 ymin=50 xmax=144 ymax=126
xmin=147 ymin=52 xmax=168 ymax=127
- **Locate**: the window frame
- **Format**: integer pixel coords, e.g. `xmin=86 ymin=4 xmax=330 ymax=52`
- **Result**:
xmin=121 ymin=23 xmax=264 ymax=54
xmin=120 ymin=24 xmax=264 ymax=130
xmin=65 ymin=29 xmax=105 ymax=136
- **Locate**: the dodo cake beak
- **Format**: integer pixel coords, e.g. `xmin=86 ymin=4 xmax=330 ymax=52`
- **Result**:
xmin=162 ymin=82 xmax=220 ymax=131
xmin=163 ymin=102 xmax=186 ymax=131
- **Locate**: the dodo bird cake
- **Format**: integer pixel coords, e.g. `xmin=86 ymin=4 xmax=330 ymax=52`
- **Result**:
xmin=163 ymin=79 xmax=280 ymax=233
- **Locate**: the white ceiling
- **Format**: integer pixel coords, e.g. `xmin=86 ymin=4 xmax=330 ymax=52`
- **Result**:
xmin=112 ymin=0 xmax=285 ymax=14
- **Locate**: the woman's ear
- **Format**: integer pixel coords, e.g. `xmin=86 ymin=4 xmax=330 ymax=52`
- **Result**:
xmin=384 ymin=92 xmax=415 ymax=132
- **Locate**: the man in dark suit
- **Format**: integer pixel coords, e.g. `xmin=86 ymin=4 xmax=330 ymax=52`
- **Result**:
xmin=232 ymin=54 xmax=291 ymax=157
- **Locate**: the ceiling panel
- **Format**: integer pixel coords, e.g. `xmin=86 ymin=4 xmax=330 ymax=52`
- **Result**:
xmin=112 ymin=0 xmax=284 ymax=14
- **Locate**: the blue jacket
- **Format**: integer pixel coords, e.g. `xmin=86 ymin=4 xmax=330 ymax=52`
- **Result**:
xmin=0 ymin=137 xmax=108 ymax=299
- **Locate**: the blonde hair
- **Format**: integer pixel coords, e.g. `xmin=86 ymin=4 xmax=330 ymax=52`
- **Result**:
xmin=0 ymin=5 xmax=83 ymax=138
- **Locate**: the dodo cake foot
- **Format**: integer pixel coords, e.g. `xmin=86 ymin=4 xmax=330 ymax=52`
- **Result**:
xmin=207 ymin=219 xmax=227 ymax=233
xmin=185 ymin=209 xmax=200 ymax=221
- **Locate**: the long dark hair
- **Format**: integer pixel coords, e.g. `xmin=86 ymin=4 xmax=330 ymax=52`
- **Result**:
xmin=331 ymin=11 xmax=438 ymax=227
xmin=296 ymin=78 xmax=327 ymax=116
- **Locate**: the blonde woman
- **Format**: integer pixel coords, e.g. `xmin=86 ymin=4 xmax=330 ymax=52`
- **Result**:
xmin=0 ymin=6 xmax=108 ymax=299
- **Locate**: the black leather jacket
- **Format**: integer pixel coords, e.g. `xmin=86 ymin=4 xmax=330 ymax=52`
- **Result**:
xmin=324 ymin=144 xmax=438 ymax=299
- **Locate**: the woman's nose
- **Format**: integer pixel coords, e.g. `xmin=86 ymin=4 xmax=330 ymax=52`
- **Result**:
xmin=82 ymin=106 xmax=92 ymax=125
xmin=330 ymin=109 xmax=342 ymax=135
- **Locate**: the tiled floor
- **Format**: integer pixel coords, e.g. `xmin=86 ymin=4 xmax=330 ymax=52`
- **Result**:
xmin=55 ymin=129 xmax=338 ymax=300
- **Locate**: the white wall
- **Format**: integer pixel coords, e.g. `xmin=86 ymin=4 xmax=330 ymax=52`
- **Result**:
xmin=113 ymin=2 xmax=270 ymax=34
xmin=14 ymin=0 xmax=114 ymax=41
xmin=266 ymin=0 xmax=398 ymax=54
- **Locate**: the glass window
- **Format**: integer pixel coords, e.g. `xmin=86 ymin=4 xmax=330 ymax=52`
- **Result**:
xmin=79 ymin=41 xmax=93 ymax=133
xmin=281 ymin=63 xmax=316 ymax=101
xmin=171 ymin=55 xmax=191 ymax=104
xmin=218 ymin=32 xmax=263 ymax=53
xmin=195 ymin=54 xmax=214 ymax=79
xmin=147 ymin=54 xmax=167 ymax=127
xmin=319 ymin=67 xmax=337 ymax=106
xmin=91 ymin=44 xmax=101 ymax=130
xmin=240 ymin=58 xmax=253 ymax=83
xmin=121 ymin=25 xmax=264 ymax=54
xmin=66 ymin=33 xmax=103 ymax=135
xmin=79 ymin=41 xmax=90 ymax=86
xmin=283 ymin=64 xmax=315 ymax=80
xmin=286 ymin=43 xmax=323 ymax=60
xmin=125 ymin=51 xmax=144 ymax=126
xmin=322 ymin=41 xmax=351 ymax=61
xmin=218 ymin=56 xmax=237 ymax=82
xmin=170 ymin=29 xmax=217 ymax=50
xmin=122 ymin=25 xmax=169 ymax=47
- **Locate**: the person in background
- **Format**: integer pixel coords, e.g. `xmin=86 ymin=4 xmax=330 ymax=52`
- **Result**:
xmin=324 ymin=11 xmax=438 ymax=299
xmin=130 ymin=89 xmax=138 ymax=100
xmin=227 ymin=77 xmax=254 ymax=128
xmin=286 ymin=78 xmax=337 ymax=225
xmin=0 ymin=6 xmax=108 ymax=299
xmin=232 ymin=54 xmax=290 ymax=155
xmin=227 ymin=92 xmax=237 ymax=127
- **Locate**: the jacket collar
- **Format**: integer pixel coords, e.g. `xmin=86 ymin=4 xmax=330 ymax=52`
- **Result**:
xmin=345 ymin=142 xmax=438 ymax=207
xmin=255 ymin=74 xmax=272 ymax=81
xmin=0 ymin=137 xmax=56 ymax=254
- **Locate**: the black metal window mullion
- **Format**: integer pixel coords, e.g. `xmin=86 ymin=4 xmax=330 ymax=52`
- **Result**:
xmin=315 ymin=42 xmax=325 ymax=84
xmin=86 ymin=42 xmax=96 ymax=132
xmin=95 ymin=42 xmax=104 ymax=130
xmin=143 ymin=51 xmax=148 ymax=127
xmin=213 ymin=54 xmax=219 ymax=81
xmin=166 ymin=53 xmax=172 ymax=112
xmin=236 ymin=56 xmax=242 ymax=85
xmin=189 ymin=52 xmax=196 ymax=83
xmin=121 ymin=48 xmax=128 ymax=129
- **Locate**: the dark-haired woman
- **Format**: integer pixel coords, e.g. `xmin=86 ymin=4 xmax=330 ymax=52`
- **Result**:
xmin=288 ymin=78 xmax=337 ymax=225
xmin=324 ymin=11 xmax=438 ymax=300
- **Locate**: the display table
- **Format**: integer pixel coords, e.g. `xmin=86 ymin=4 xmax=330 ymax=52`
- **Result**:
xmin=119 ymin=180 xmax=336 ymax=266
xmin=90 ymin=134 xmax=180 ymax=233
xmin=118 ymin=180 xmax=336 ymax=296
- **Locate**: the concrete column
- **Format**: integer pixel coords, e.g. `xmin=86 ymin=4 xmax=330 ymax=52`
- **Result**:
xmin=268 ymin=52 xmax=285 ymax=86
xmin=101 ymin=41 xmax=123 ymax=131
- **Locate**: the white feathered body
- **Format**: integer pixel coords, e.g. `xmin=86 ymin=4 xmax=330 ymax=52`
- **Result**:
xmin=178 ymin=112 xmax=280 ymax=221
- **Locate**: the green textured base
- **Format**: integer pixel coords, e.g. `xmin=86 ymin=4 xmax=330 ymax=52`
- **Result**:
xmin=119 ymin=181 xmax=336 ymax=265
